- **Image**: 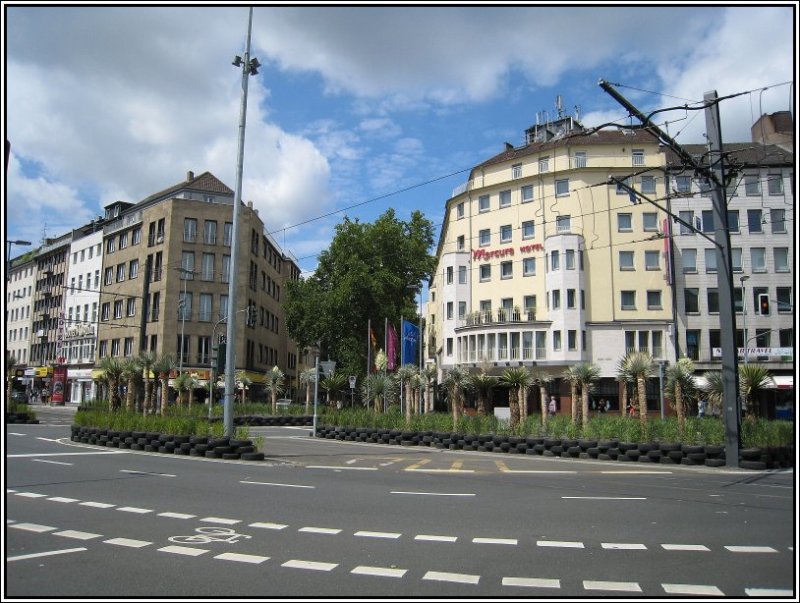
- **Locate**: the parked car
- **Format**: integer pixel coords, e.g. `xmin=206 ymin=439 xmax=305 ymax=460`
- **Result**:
xmin=10 ymin=391 xmax=27 ymax=404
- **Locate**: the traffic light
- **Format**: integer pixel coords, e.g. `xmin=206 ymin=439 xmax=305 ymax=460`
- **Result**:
xmin=758 ymin=294 xmax=770 ymax=316
xmin=216 ymin=342 xmax=226 ymax=373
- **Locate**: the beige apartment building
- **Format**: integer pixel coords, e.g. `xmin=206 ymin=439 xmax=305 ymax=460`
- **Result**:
xmin=95 ymin=170 xmax=302 ymax=400
xmin=427 ymin=116 xmax=677 ymax=410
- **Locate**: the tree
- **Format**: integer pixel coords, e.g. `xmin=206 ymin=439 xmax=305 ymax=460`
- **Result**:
xmin=441 ymin=366 xmax=468 ymax=430
xmin=421 ymin=364 xmax=437 ymax=413
xmin=321 ymin=371 xmax=348 ymax=408
xmin=531 ymin=367 xmax=553 ymax=427
xmin=665 ymin=357 xmax=697 ymax=434
xmin=396 ymin=364 xmax=419 ymax=421
xmin=569 ymin=363 xmax=601 ymax=430
xmin=285 ymin=209 xmax=435 ymax=377
xmin=362 ymin=373 xmax=396 ymax=413
xmin=468 ymin=372 xmax=498 ymax=416
xmin=699 ymin=371 xmax=724 ymax=415
xmin=152 ymin=355 xmax=176 ymax=416
xmin=619 ymin=352 xmax=655 ymax=428
xmin=173 ymin=372 xmax=197 ymax=408
xmin=137 ymin=351 xmax=158 ymax=415
xmin=499 ymin=367 xmax=531 ymax=430
xmin=299 ymin=367 xmax=317 ymax=414
xmin=235 ymin=371 xmax=252 ymax=404
xmin=99 ymin=357 xmax=124 ymax=411
xmin=562 ymin=365 xmax=581 ymax=425
xmin=120 ymin=358 xmax=141 ymax=412
xmin=265 ymin=366 xmax=286 ymax=413
xmin=738 ymin=364 xmax=774 ymax=420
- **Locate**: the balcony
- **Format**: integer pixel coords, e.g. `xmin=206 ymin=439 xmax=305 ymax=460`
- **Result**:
xmin=462 ymin=308 xmax=535 ymax=327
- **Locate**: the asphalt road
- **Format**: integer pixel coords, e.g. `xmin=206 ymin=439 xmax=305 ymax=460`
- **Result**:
xmin=5 ymin=406 xmax=796 ymax=598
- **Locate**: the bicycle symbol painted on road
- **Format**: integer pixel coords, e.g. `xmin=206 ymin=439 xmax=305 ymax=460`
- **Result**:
xmin=169 ymin=526 xmax=252 ymax=545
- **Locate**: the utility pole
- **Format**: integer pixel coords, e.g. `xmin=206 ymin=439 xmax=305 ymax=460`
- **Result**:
xmin=704 ymin=90 xmax=740 ymax=468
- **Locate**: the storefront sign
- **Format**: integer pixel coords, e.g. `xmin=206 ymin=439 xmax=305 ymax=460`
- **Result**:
xmin=712 ymin=347 xmax=793 ymax=358
xmin=52 ymin=366 xmax=67 ymax=404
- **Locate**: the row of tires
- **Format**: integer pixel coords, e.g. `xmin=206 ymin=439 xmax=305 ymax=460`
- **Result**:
xmin=70 ymin=426 xmax=265 ymax=461
xmin=6 ymin=412 xmax=39 ymax=424
xmin=215 ymin=415 xmax=313 ymax=427
xmin=315 ymin=426 xmax=793 ymax=470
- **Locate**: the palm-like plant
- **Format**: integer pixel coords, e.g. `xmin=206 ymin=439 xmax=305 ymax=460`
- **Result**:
xmin=665 ymin=357 xmax=697 ymax=434
xmin=739 ymin=364 xmax=774 ymax=420
xmin=468 ymin=372 xmax=498 ymax=415
xmin=441 ymin=366 xmax=469 ymax=430
xmin=619 ymin=352 xmax=655 ymax=428
xmin=531 ymin=367 xmax=553 ymax=426
xmin=499 ymin=367 xmax=531 ymax=430
xmin=572 ymin=363 xmax=601 ymax=430
xmin=321 ymin=371 xmax=347 ymax=408
xmin=265 ymin=366 xmax=287 ymax=413
xmin=6 ymin=353 xmax=18 ymax=411
xmin=152 ymin=354 xmax=176 ymax=416
xmin=699 ymin=371 xmax=724 ymax=413
xmin=99 ymin=356 xmax=125 ymax=411
xmin=396 ymin=364 xmax=419 ymax=421
xmin=120 ymin=358 xmax=141 ymax=412
xmin=173 ymin=372 xmax=197 ymax=407
xmin=137 ymin=351 xmax=157 ymax=415
xmin=299 ymin=367 xmax=317 ymax=414
xmin=362 ymin=373 xmax=396 ymax=412
xmin=561 ymin=365 xmax=581 ymax=425
xmin=421 ymin=364 xmax=437 ymax=413
xmin=616 ymin=358 xmax=635 ymax=417
xmin=235 ymin=370 xmax=252 ymax=404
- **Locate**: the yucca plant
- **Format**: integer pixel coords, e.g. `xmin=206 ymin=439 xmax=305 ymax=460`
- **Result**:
xmin=264 ymin=366 xmax=286 ymax=414
xmin=738 ymin=364 xmax=774 ymax=420
xmin=99 ymin=356 xmax=125 ymax=411
xmin=152 ymin=354 xmax=177 ymax=416
xmin=530 ymin=367 xmax=553 ymax=428
xmin=499 ymin=367 xmax=531 ymax=431
xmin=137 ymin=351 xmax=158 ymax=415
xmin=618 ymin=352 xmax=654 ymax=431
xmin=299 ymin=367 xmax=317 ymax=413
xmin=362 ymin=373 xmax=396 ymax=413
xmin=441 ymin=366 xmax=469 ymax=430
xmin=467 ymin=372 xmax=498 ymax=416
xmin=396 ymin=364 xmax=419 ymax=420
xmin=665 ymin=357 xmax=697 ymax=436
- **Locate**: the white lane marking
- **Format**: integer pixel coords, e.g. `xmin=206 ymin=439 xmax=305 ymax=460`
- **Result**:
xmin=423 ymin=571 xmax=480 ymax=585
xmin=602 ymin=542 xmax=648 ymax=550
xmin=501 ymin=470 xmax=576 ymax=474
xmin=33 ymin=459 xmax=74 ymax=466
xmin=537 ymin=540 xmax=585 ymax=548
xmin=6 ymin=490 xmax=17 ymax=493
xmin=662 ymin=583 xmax=724 ymax=596
xmin=354 ymin=531 xmax=401 ymax=539
xmin=724 ymin=545 xmax=777 ymax=553
xmin=298 ymin=527 xmax=341 ymax=535
xmin=473 ymin=537 xmax=517 ymax=545
xmin=36 ymin=437 xmax=63 ymax=442
xmin=199 ymin=517 xmax=240 ymax=525
xmin=79 ymin=501 xmax=115 ymax=509
xmin=745 ymin=588 xmax=795 ymax=596
xmin=405 ymin=468 xmax=476 ymax=473
xmin=8 ymin=451 xmax=126 ymax=457
xmin=14 ymin=492 xmax=48 ymax=498
xmin=249 ymin=522 xmax=288 ymax=530
xmin=352 ymin=566 xmax=407 ymax=578
xmin=391 ymin=491 xmax=475 ymax=497
xmin=241 ymin=480 xmax=314 ymax=489
xmin=53 ymin=530 xmax=103 ymax=540
xmin=306 ymin=465 xmax=377 ymax=471
xmin=345 ymin=459 xmax=357 ymax=465
xmin=103 ymin=538 xmax=151 ymax=548
xmin=599 ymin=470 xmax=672 ymax=475
xmin=562 ymin=496 xmax=647 ymax=500
xmin=662 ymin=544 xmax=710 ymax=551
xmin=282 ymin=559 xmax=338 ymax=571
xmin=116 ymin=506 xmax=153 ymax=514
xmin=7 ymin=547 xmax=87 ymax=562
xmin=9 ymin=523 xmax=57 ymax=533
xmin=8 ymin=432 xmax=26 ymax=436
xmin=584 ymin=580 xmax=642 ymax=592
xmin=215 ymin=552 xmax=270 ymax=564
xmin=120 ymin=470 xmax=176 ymax=477
xmin=415 ymin=534 xmax=457 ymax=543
xmin=158 ymin=512 xmax=196 ymax=519
xmin=158 ymin=545 xmax=209 ymax=557
xmin=46 ymin=497 xmax=79 ymax=503
xmin=503 ymin=577 xmax=560 ymax=589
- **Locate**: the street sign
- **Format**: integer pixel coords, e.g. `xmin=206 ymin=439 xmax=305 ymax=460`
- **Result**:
xmin=349 ymin=375 xmax=356 ymax=389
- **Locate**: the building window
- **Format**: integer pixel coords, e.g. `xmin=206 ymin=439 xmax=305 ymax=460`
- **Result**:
xmin=770 ymin=208 xmax=786 ymax=233
xmin=644 ymin=250 xmax=659 ymax=271
xmin=126 ymin=298 xmax=136 ymax=317
xmin=675 ymin=176 xmax=691 ymax=193
xmin=776 ymin=287 xmax=792 ymax=313
xmin=457 ymin=235 xmax=465 ymax=251
xmin=744 ymin=174 xmax=761 ymax=196
xmin=119 ymin=232 xmax=128 ymax=250
xmin=647 ymin=290 xmax=662 ymax=310
xmin=731 ymin=248 xmax=743 ymax=272
xmin=617 ymin=213 xmax=632 ymax=232
xmin=704 ymin=249 xmax=717 ymax=273
xmin=224 ymin=222 xmax=233 ymax=246
xmin=682 ymin=248 xmax=697 ymax=273
xmin=632 ymin=149 xmax=644 ymax=166
xmin=555 ymin=178 xmax=569 ymax=197
xmin=684 ymin=288 xmax=700 ymax=313
xmin=551 ymin=250 xmax=560 ymax=271
xmin=565 ymin=249 xmax=575 ymax=270
xmin=456 ymin=202 xmax=464 ymax=219
xmin=567 ymin=289 xmax=576 ymax=309
xmin=750 ymin=248 xmax=766 ymax=272
xmin=500 ymin=224 xmax=512 ymax=243
xmin=101 ymin=303 xmax=110 ymax=321
xmin=642 ymin=212 xmax=658 ymax=231
xmin=184 ymin=218 xmax=198 ymax=243
xmin=619 ymin=251 xmax=634 ymax=271
xmin=774 ymin=247 xmax=789 ymax=272
xmin=747 ymin=209 xmax=763 ymax=233
xmin=479 ymin=229 xmax=490 ymax=247
xmin=616 ymin=177 xmax=631 ymax=195
xmin=538 ymin=156 xmax=549 ymax=172
xmin=522 ymin=220 xmax=535 ymax=239
xmin=501 ymin=261 xmax=513 ymax=279
xmin=512 ymin=164 xmax=522 ymax=179
xmin=106 ymin=238 xmax=115 ymax=254
xmin=556 ymin=215 xmax=570 ymax=233
xmin=479 ymin=195 xmax=490 ymax=213
xmin=458 ymin=265 xmax=467 ymax=284
xmin=116 ymin=263 xmax=126 ymax=282
xmin=446 ymin=266 xmax=453 ymax=284
xmin=767 ymin=173 xmax=784 ymax=195
xmin=499 ymin=190 xmax=511 ymax=207
xmin=726 ymin=210 xmax=740 ymax=233
xmin=132 ymin=227 xmax=141 ymax=245
xmin=446 ymin=338 xmax=453 ymax=356
xmin=111 ymin=339 xmax=120 ymax=357
xmin=204 ymin=220 xmax=217 ymax=245
xmin=178 ymin=292 xmax=192 ymax=321
xmin=199 ymin=293 xmax=213 ymax=322
xmin=480 ymin=264 xmax=491 ymax=281
xmin=641 ymin=176 xmax=656 ymax=194
xmin=707 ymin=288 xmax=719 ymax=313
xmin=521 ymin=185 xmax=534 ymax=203
xmin=458 ymin=301 xmax=466 ymax=319
xmin=621 ymin=290 xmax=636 ymax=310
xmin=552 ymin=289 xmax=561 ymax=309
xmin=523 ymin=257 xmax=536 ymax=276
xmin=568 ymin=330 xmax=577 ymax=351
xmin=221 ymin=255 xmax=231 ymax=283
xmin=446 ymin=302 xmax=453 ymax=320
xmin=104 ymin=267 xmax=114 ymax=285
xmin=114 ymin=300 xmax=123 ymax=319
xmin=679 ymin=210 xmax=694 ymax=235
xmin=573 ymin=151 xmax=587 ymax=168
xmin=685 ymin=330 xmax=700 ymax=360
xmin=702 ymin=210 xmax=714 ymax=233
xmin=553 ymin=330 xmax=562 ymax=351
xmin=129 ymin=259 xmax=139 ymax=279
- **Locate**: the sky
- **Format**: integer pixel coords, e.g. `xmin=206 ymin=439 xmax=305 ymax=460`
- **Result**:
xmin=3 ymin=4 xmax=796 ymax=281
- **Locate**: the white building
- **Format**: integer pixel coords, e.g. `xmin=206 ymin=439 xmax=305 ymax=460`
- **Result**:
xmin=7 ymin=253 xmax=37 ymax=388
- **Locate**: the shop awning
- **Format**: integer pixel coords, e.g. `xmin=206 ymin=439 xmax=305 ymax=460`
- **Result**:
xmin=765 ymin=375 xmax=793 ymax=389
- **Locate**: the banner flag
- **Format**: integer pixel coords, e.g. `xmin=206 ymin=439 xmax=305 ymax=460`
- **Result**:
xmin=401 ymin=319 xmax=419 ymax=367
xmin=387 ymin=323 xmax=398 ymax=371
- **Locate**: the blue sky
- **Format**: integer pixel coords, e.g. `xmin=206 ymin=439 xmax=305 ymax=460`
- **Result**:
xmin=4 ymin=5 xmax=795 ymax=279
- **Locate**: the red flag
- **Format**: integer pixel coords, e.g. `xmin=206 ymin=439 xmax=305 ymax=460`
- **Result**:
xmin=387 ymin=323 xmax=398 ymax=371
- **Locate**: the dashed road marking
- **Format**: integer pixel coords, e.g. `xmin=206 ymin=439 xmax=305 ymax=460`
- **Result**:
xmin=602 ymin=542 xmax=647 ymax=550
xmin=53 ymin=530 xmax=103 ymax=540
xmin=282 ymin=559 xmax=338 ymax=572
xmin=423 ymin=571 xmax=480 ymax=585
xmin=116 ymin=506 xmax=153 ymax=514
xmin=306 ymin=465 xmax=377 ymax=471
xmin=241 ymin=480 xmax=314 ymax=489
xmin=249 ymin=522 xmax=288 ymax=530
xmin=502 ymin=577 xmax=560 ymax=589
xmin=33 ymin=459 xmax=73 ymax=466
xmin=159 ymin=545 xmax=209 ymax=557
xmin=299 ymin=527 xmax=342 ymax=535
xmin=199 ymin=517 xmax=241 ymax=525
xmin=47 ymin=497 xmax=79 ymax=503
xmin=725 ymin=545 xmax=777 ymax=553
xmin=745 ymin=588 xmax=794 ymax=596
xmin=391 ymin=491 xmax=475 ymax=497
xmin=352 ymin=565 xmax=407 ymax=578
xmin=415 ymin=534 xmax=458 ymax=543
xmin=661 ymin=544 xmax=709 ymax=552
xmin=9 ymin=522 xmax=56 ymax=533
xmin=473 ymin=537 xmax=517 ymax=545
xmin=103 ymin=538 xmax=151 ymax=548
xmin=662 ymin=583 xmax=724 ymax=596
xmin=584 ymin=580 xmax=642 ymax=592
xmin=354 ymin=530 xmax=401 ymax=539
xmin=537 ymin=540 xmax=584 ymax=549
xmin=215 ymin=552 xmax=270 ymax=564
xmin=7 ymin=547 xmax=86 ymax=562
xmin=79 ymin=501 xmax=115 ymax=509
xmin=158 ymin=512 xmax=196 ymax=519
xmin=14 ymin=492 xmax=48 ymax=498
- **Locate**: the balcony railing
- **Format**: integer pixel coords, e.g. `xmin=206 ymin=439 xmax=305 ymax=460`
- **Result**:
xmin=463 ymin=309 xmax=536 ymax=327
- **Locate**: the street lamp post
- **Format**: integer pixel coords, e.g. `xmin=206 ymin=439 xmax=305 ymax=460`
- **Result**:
xmin=740 ymin=275 xmax=750 ymax=363
xmin=6 ymin=239 xmax=32 ymax=282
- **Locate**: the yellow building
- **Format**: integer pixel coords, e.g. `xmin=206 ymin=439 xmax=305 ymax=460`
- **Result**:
xmin=427 ymin=116 xmax=676 ymax=409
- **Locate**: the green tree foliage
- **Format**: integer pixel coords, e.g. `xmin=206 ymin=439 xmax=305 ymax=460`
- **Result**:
xmin=285 ymin=209 xmax=435 ymax=376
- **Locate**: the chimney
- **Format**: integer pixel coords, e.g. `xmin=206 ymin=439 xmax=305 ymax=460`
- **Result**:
xmin=187 ymin=170 xmax=194 ymax=181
